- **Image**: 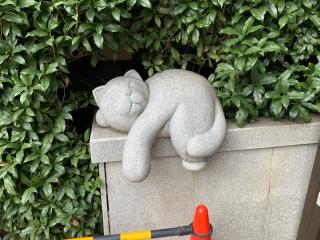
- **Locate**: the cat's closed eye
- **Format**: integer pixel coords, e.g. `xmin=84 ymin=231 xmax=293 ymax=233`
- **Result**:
xmin=128 ymin=80 xmax=148 ymax=115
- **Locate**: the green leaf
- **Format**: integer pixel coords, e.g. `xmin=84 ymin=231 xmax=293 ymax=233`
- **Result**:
xmin=288 ymin=90 xmax=305 ymax=100
xmin=310 ymin=15 xmax=320 ymax=28
xmin=298 ymin=106 xmax=311 ymax=122
xmin=245 ymin=46 xmax=260 ymax=55
xmin=277 ymin=0 xmax=285 ymax=12
xmin=247 ymin=25 xmax=264 ymax=35
xmin=82 ymin=38 xmax=92 ymax=52
xmin=26 ymin=108 xmax=35 ymax=116
xmin=40 ymin=154 xmax=50 ymax=164
xmin=191 ymin=29 xmax=199 ymax=45
xmin=271 ymin=99 xmax=282 ymax=116
xmin=208 ymin=73 xmax=215 ymax=83
xmin=54 ymin=116 xmax=66 ymax=133
xmin=94 ymin=0 xmax=107 ymax=9
xmin=2 ymin=12 xmax=24 ymax=24
xmin=303 ymin=102 xmax=320 ymax=112
xmin=13 ymin=55 xmax=26 ymax=64
xmin=13 ymin=109 xmax=24 ymax=121
xmin=279 ymin=15 xmax=288 ymax=29
xmin=55 ymin=134 xmax=69 ymax=142
xmin=26 ymin=29 xmax=47 ymax=37
xmin=242 ymin=85 xmax=254 ymax=97
xmin=231 ymin=95 xmax=242 ymax=107
xmin=260 ymin=75 xmax=277 ymax=85
xmin=16 ymin=149 xmax=24 ymax=164
xmin=93 ymin=32 xmax=103 ymax=49
xmin=84 ymin=129 xmax=91 ymax=142
xmin=43 ymin=182 xmax=52 ymax=197
xmin=235 ymin=108 xmax=247 ymax=127
xmin=216 ymin=63 xmax=235 ymax=72
xmin=154 ymin=15 xmax=161 ymax=28
xmin=54 ymin=164 xmax=65 ymax=175
xmin=242 ymin=17 xmax=255 ymax=35
xmin=45 ymin=62 xmax=58 ymax=74
xmin=189 ymin=2 xmax=198 ymax=10
xmin=245 ymin=56 xmax=258 ymax=71
xmin=171 ymin=47 xmax=180 ymax=61
xmin=105 ymin=24 xmax=121 ymax=32
xmin=250 ymin=7 xmax=267 ymax=21
xmin=0 ymin=54 xmax=9 ymax=64
xmin=20 ymin=0 xmax=36 ymax=8
xmin=253 ymin=87 xmax=263 ymax=106
xmin=138 ymin=0 xmax=151 ymax=8
xmin=281 ymin=95 xmax=289 ymax=109
xmin=71 ymin=157 xmax=78 ymax=167
xmin=268 ymin=2 xmax=278 ymax=18
xmin=234 ymin=57 xmax=245 ymax=72
xmin=265 ymin=91 xmax=280 ymax=99
xmin=173 ymin=4 xmax=187 ymax=15
xmin=112 ymin=8 xmax=121 ymax=21
xmin=289 ymin=105 xmax=299 ymax=119
xmin=217 ymin=0 xmax=225 ymax=8
xmin=262 ymin=43 xmax=281 ymax=52
xmin=279 ymin=69 xmax=292 ymax=82
xmin=279 ymin=78 xmax=289 ymax=94
xmin=78 ymin=23 xmax=92 ymax=33
xmin=41 ymin=134 xmax=54 ymax=154
xmin=220 ymin=27 xmax=241 ymax=35
xmin=86 ymin=8 xmax=95 ymax=22
xmin=65 ymin=186 xmax=76 ymax=199
xmin=4 ymin=176 xmax=16 ymax=195
xmin=21 ymin=187 xmax=36 ymax=204
xmin=127 ymin=0 xmax=136 ymax=9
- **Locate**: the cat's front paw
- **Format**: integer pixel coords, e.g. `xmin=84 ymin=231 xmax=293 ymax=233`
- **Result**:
xmin=96 ymin=110 xmax=110 ymax=127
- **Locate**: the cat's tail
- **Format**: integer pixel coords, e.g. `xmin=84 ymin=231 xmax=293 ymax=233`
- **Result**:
xmin=187 ymin=97 xmax=227 ymax=158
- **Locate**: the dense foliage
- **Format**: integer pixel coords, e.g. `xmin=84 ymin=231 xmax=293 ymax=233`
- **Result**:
xmin=120 ymin=0 xmax=320 ymax=126
xmin=0 ymin=0 xmax=319 ymax=239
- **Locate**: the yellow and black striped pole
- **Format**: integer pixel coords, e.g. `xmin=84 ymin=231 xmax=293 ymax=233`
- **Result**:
xmin=65 ymin=224 xmax=193 ymax=240
xmin=66 ymin=204 xmax=213 ymax=240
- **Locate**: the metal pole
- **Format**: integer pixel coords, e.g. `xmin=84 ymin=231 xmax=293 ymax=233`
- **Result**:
xmin=66 ymin=224 xmax=193 ymax=240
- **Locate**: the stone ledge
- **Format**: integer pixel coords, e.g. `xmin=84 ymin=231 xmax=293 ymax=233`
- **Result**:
xmin=90 ymin=114 xmax=320 ymax=163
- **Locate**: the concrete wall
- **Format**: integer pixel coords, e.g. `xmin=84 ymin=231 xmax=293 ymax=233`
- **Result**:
xmin=90 ymin=115 xmax=320 ymax=240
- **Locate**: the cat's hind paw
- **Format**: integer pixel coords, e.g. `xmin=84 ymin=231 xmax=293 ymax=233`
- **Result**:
xmin=182 ymin=159 xmax=207 ymax=171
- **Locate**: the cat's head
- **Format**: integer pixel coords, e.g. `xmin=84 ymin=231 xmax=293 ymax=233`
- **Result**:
xmin=93 ymin=70 xmax=149 ymax=132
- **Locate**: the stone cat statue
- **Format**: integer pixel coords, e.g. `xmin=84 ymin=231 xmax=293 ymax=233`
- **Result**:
xmin=93 ymin=69 xmax=227 ymax=182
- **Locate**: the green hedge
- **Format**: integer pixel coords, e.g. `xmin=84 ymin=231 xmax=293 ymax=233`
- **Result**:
xmin=125 ymin=0 xmax=320 ymax=126
xmin=0 ymin=0 xmax=319 ymax=239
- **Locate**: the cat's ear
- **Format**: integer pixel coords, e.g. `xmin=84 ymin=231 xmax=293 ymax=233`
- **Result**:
xmin=92 ymin=85 xmax=105 ymax=106
xmin=124 ymin=69 xmax=143 ymax=81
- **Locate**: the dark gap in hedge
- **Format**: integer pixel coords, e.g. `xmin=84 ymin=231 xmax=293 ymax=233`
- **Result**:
xmin=66 ymin=54 xmax=147 ymax=133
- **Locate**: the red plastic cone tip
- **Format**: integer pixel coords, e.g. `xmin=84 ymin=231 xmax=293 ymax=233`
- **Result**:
xmin=190 ymin=204 xmax=212 ymax=240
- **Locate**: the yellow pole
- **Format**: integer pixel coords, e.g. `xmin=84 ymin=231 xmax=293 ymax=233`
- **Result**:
xmin=120 ymin=231 xmax=151 ymax=240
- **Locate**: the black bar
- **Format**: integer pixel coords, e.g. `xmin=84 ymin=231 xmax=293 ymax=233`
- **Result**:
xmin=93 ymin=224 xmax=193 ymax=240
xmin=95 ymin=234 xmax=120 ymax=240
xmin=151 ymin=225 xmax=193 ymax=239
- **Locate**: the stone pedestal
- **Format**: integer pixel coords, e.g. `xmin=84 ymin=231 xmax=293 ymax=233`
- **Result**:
xmin=90 ymin=115 xmax=320 ymax=240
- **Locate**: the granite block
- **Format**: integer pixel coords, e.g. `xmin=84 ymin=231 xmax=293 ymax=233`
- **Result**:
xmin=92 ymin=117 xmax=320 ymax=239
xmin=90 ymin=115 xmax=320 ymax=163
xmin=266 ymin=144 xmax=317 ymax=240
xmin=106 ymin=157 xmax=193 ymax=239
xmin=194 ymin=149 xmax=272 ymax=240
